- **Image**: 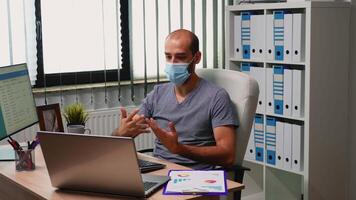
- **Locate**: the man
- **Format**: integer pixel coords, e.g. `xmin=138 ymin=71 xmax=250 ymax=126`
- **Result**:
xmin=113 ymin=29 xmax=238 ymax=169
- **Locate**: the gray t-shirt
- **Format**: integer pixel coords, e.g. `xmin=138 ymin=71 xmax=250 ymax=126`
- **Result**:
xmin=139 ymin=78 xmax=239 ymax=169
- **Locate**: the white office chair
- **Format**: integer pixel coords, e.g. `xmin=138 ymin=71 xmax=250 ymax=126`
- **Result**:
xmin=139 ymin=68 xmax=259 ymax=199
xmin=196 ymin=68 xmax=259 ymax=200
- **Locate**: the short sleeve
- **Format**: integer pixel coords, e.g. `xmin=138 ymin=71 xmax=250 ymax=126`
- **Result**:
xmin=210 ymin=89 xmax=239 ymax=129
xmin=139 ymin=86 xmax=156 ymax=118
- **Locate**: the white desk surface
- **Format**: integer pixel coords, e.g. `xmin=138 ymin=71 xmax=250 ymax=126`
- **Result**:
xmin=0 ymin=147 xmax=244 ymax=200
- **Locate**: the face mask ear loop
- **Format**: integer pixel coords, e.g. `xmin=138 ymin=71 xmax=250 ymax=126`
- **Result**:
xmin=187 ymin=54 xmax=196 ymax=73
xmin=189 ymin=54 xmax=196 ymax=66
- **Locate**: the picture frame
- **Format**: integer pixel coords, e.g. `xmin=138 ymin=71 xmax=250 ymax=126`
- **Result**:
xmin=36 ymin=103 xmax=64 ymax=132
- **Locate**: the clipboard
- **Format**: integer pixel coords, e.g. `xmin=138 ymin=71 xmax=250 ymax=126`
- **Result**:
xmin=163 ymin=170 xmax=227 ymax=196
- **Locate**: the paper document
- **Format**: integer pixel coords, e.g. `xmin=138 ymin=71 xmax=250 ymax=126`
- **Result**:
xmin=0 ymin=145 xmax=15 ymax=161
xmin=163 ymin=170 xmax=227 ymax=195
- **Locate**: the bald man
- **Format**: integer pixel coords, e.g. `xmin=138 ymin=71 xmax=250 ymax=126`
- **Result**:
xmin=113 ymin=29 xmax=239 ymax=169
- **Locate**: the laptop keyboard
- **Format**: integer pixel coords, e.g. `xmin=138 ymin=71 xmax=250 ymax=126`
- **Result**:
xmin=143 ymin=181 xmax=158 ymax=191
xmin=138 ymin=159 xmax=161 ymax=168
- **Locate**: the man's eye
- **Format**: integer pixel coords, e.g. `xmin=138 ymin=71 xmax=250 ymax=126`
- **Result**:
xmin=176 ymin=57 xmax=187 ymax=61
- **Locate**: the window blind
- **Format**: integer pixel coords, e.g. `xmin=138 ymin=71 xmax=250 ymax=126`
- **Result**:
xmin=0 ymin=0 xmax=37 ymax=85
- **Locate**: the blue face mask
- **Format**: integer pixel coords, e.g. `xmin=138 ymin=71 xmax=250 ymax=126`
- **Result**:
xmin=165 ymin=58 xmax=195 ymax=85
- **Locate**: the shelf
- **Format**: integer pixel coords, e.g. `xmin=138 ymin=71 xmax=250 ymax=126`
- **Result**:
xmin=227 ymin=2 xmax=310 ymax=11
xmin=244 ymin=158 xmax=265 ymax=166
xmin=227 ymin=1 xmax=349 ymax=11
xmin=265 ymin=163 xmax=304 ymax=176
xmin=230 ymin=58 xmax=264 ymax=63
xmin=244 ymin=158 xmax=304 ymax=176
xmin=255 ymin=112 xmax=304 ymax=121
xmin=229 ymin=58 xmax=306 ymax=66
xmin=227 ymin=2 xmax=350 ymax=200
xmin=265 ymin=113 xmax=305 ymax=121
xmin=265 ymin=60 xmax=306 ymax=66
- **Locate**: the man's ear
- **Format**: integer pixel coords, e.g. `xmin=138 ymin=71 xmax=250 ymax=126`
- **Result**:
xmin=193 ymin=51 xmax=202 ymax=64
xmin=189 ymin=51 xmax=202 ymax=73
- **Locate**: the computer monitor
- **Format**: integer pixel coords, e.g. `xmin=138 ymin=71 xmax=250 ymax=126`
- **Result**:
xmin=0 ymin=63 xmax=38 ymax=144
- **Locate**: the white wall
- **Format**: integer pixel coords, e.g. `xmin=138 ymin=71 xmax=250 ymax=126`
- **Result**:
xmin=349 ymin=2 xmax=356 ymax=200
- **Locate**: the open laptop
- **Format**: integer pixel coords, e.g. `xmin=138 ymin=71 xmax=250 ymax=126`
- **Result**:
xmin=37 ymin=131 xmax=170 ymax=198
xmin=138 ymin=155 xmax=166 ymax=173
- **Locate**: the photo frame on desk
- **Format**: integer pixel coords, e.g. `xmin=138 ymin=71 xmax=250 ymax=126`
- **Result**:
xmin=36 ymin=103 xmax=64 ymax=132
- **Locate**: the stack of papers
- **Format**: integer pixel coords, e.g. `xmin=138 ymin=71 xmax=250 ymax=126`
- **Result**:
xmin=163 ymin=170 xmax=227 ymax=195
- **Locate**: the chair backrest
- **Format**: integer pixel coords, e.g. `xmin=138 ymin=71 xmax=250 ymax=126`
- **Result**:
xmin=36 ymin=103 xmax=65 ymax=132
xmin=196 ymin=68 xmax=259 ymax=165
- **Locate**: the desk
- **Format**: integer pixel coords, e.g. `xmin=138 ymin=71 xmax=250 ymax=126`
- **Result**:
xmin=0 ymin=147 xmax=244 ymax=200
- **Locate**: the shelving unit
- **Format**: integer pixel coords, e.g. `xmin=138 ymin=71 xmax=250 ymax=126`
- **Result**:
xmin=225 ymin=2 xmax=350 ymax=200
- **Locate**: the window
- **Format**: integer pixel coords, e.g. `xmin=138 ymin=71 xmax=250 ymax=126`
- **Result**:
xmin=35 ymin=0 xmax=130 ymax=87
xmin=131 ymin=0 xmax=231 ymax=80
xmin=34 ymin=0 xmax=231 ymax=88
xmin=0 ymin=0 xmax=37 ymax=85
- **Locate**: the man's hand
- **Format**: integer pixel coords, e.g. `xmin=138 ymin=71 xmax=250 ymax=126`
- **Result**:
xmin=112 ymin=108 xmax=150 ymax=137
xmin=146 ymin=117 xmax=236 ymax=167
xmin=146 ymin=118 xmax=181 ymax=154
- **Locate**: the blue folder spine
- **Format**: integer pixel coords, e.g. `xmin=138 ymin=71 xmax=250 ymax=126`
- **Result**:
xmin=254 ymin=114 xmax=264 ymax=162
xmin=241 ymin=62 xmax=251 ymax=73
xmin=273 ymin=65 xmax=284 ymax=115
xmin=241 ymin=12 xmax=251 ymax=59
xmin=273 ymin=11 xmax=284 ymax=61
xmin=266 ymin=117 xmax=277 ymax=165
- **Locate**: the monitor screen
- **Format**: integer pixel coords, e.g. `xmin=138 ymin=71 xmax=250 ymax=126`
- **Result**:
xmin=0 ymin=63 xmax=38 ymax=141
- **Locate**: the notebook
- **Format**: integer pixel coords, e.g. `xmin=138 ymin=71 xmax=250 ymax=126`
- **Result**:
xmin=38 ymin=131 xmax=170 ymax=198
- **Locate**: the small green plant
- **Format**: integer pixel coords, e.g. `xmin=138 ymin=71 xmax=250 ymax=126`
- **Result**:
xmin=63 ymin=103 xmax=89 ymax=125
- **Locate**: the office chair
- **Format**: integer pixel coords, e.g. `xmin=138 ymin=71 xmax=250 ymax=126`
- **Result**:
xmin=138 ymin=68 xmax=259 ymax=200
xmin=196 ymin=68 xmax=259 ymax=200
xmin=36 ymin=103 xmax=65 ymax=132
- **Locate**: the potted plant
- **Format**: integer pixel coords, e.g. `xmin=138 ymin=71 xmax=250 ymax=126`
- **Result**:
xmin=63 ymin=103 xmax=90 ymax=134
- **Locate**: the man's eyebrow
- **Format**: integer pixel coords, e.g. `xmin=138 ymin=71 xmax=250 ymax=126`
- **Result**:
xmin=164 ymin=52 xmax=187 ymax=56
xmin=164 ymin=52 xmax=188 ymax=56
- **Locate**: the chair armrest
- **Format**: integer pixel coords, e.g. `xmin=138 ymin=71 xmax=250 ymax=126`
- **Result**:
xmin=137 ymin=148 xmax=154 ymax=153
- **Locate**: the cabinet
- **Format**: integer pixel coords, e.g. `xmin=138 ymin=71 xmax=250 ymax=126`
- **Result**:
xmin=225 ymin=2 xmax=350 ymax=200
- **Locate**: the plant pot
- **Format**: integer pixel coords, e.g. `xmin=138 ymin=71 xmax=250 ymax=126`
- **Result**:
xmin=67 ymin=125 xmax=91 ymax=134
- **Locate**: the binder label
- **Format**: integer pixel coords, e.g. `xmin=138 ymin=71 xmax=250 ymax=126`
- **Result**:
xmin=254 ymin=114 xmax=264 ymax=162
xmin=266 ymin=117 xmax=276 ymax=165
xmin=273 ymin=66 xmax=284 ymax=115
xmin=274 ymin=11 xmax=284 ymax=61
xmin=241 ymin=12 xmax=251 ymax=59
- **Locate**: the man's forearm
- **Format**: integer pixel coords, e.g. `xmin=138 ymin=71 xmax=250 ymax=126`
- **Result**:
xmin=176 ymin=144 xmax=235 ymax=167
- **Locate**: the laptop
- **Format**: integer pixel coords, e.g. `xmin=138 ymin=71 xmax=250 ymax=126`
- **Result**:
xmin=138 ymin=158 xmax=166 ymax=173
xmin=37 ymin=131 xmax=170 ymax=198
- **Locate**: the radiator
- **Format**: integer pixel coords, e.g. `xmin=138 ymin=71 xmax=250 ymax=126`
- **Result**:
xmin=1 ymin=108 xmax=156 ymax=151
xmin=86 ymin=108 xmax=156 ymax=151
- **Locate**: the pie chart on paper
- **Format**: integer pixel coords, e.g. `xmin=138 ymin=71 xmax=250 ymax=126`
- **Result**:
xmin=205 ymin=179 xmax=217 ymax=183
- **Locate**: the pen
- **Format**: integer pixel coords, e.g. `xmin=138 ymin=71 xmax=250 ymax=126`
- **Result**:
xmin=9 ymin=136 xmax=22 ymax=150
xmin=29 ymin=137 xmax=40 ymax=149
xmin=7 ymin=139 xmax=17 ymax=150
